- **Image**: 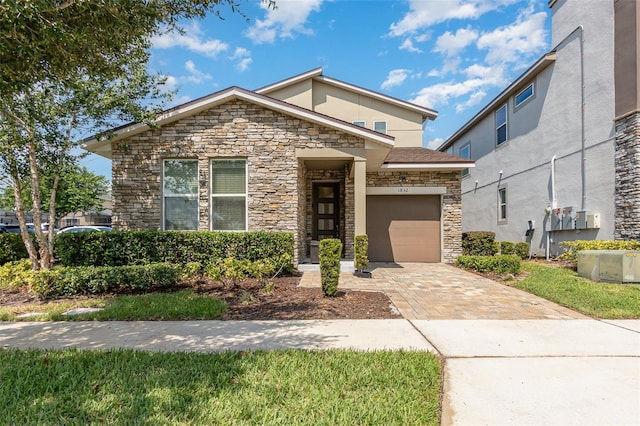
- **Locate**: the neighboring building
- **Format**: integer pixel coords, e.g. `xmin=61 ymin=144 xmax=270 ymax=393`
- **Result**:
xmin=84 ymin=68 xmax=473 ymax=265
xmin=439 ymin=0 xmax=637 ymax=257
xmin=57 ymin=192 xmax=112 ymax=228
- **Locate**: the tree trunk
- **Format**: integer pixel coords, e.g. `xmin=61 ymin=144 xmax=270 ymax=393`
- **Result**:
xmin=26 ymin=138 xmax=53 ymax=270
xmin=9 ymin=167 xmax=39 ymax=270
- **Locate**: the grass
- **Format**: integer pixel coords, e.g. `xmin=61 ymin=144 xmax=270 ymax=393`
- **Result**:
xmin=0 ymin=290 xmax=227 ymax=321
xmin=514 ymin=262 xmax=640 ymax=319
xmin=0 ymin=348 xmax=441 ymax=425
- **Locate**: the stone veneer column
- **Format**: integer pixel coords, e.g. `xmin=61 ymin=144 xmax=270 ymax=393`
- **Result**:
xmin=615 ymin=112 xmax=640 ymax=240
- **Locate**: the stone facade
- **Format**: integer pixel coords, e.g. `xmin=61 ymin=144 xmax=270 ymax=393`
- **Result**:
xmin=366 ymin=170 xmax=463 ymax=263
xmin=111 ymin=99 xmax=365 ymax=265
xmin=615 ymin=111 xmax=640 ymax=239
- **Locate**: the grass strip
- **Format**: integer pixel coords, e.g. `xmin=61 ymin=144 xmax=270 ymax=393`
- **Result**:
xmin=0 ymin=290 xmax=227 ymax=321
xmin=514 ymin=262 xmax=640 ymax=319
xmin=0 ymin=348 xmax=440 ymax=425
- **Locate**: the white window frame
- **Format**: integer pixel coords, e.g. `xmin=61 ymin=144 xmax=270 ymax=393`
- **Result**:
xmin=496 ymin=104 xmax=508 ymax=146
xmin=498 ymin=186 xmax=508 ymax=223
xmin=210 ymin=158 xmax=248 ymax=231
xmin=373 ymin=120 xmax=387 ymax=134
xmin=162 ymin=159 xmax=199 ymax=231
xmin=514 ymin=82 xmax=534 ymax=108
xmin=352 ymin=120 xmax=366 ymax=127
xmin=460 ymin=143 xmax=471 ymax=178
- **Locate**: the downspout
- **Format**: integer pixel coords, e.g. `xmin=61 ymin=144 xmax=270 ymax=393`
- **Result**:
xmin=578 ymin=26 xmax=586 ymax=211
xmin=547 ymin=155 xmax=557 ymax=260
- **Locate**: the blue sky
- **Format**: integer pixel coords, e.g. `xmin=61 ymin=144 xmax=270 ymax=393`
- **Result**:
xmin=83 ymin=0 xmax=551 ymax=179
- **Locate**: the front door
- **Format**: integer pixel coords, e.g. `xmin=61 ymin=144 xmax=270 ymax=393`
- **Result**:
xmin=312 ymin=182 xmax=340 ymax=240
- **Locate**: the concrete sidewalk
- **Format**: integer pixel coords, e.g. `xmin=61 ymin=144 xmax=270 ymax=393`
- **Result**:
xmin=1 ymin=318 xmax=639 ymax=425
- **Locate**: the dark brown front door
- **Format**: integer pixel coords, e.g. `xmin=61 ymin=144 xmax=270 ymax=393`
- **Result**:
xmin=312 ymin=182 xmax=340 ymax=240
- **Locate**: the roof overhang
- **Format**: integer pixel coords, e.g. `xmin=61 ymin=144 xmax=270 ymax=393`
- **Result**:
xmin=380 ymin=163 xmax=475 ymax=171
xmin=83 ymin=86 xmax=395 ymax=158
xmin=439 ymin=51 xmax=557 ymax=151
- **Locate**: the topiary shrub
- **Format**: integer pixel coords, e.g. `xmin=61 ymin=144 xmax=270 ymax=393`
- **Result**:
xmin=456 ymin=255 xmax=521 ymax=275
xmin=28 ymin=263 xmax=182 ymax=299
xmin=462 ymin=232 xmax=498 ymax=256
xmin=319 ymin=238 xmax=342 ymax=297
xmin=515 ymin=242 xmax=530 ymax=260
xmin=558 ymin=240 xmax=640 ymax=267
xmin=499 ymin=241 xmax=515 ymax=255
xmin=354 ymin=235 xmax=369 ymax=272
xmin=0 ymin=234 xmax=29 ymax=265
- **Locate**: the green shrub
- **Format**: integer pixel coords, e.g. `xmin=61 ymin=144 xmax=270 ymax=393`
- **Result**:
xmin=499 ymin=241 xmax=515 ymax=255
xmin=354 ymin=235 xmax=369 ymax=271
xmin=319 ymin=239 xmax=342 ymax=297
xmin=55 ymin=231 xmax=294 ymax=273
xmin=462 ymin=232 xmax=498 ymax=256
xmin=0 ymin=234 xmax=29 ymax=265
xmin=0 ymin=259 xmax=33 ymax=289
xmin=456 ymin=255 xmax=521 ymax=275
xmin=515 ymin=242 xmax=530 ymax=260
xmin=29 ymin=263 xmax=181 ymax=299
xmin=558 ymin=240 xmax=640 ymax=267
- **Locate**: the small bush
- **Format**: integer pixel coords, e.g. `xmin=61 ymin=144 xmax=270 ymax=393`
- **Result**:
xmin=0 ymin=259 xmax=33 ymax=289
xmin=558 ymin=240 xmax=640 ymax=267
xmin=29 ymin=263 xmax=181 ymax=299
xmin=354 ymin=235 xmax=369 ymax=271
xmin=462 ymin=232 xmax=498 ymax=256
xmin=319 ymin=239 xmax=342 ymax=297
xmin=515 ymin=242 xmax=530 ymax=260
xmin=499 ymin=241 xmax=515 ymax=255
xmin=456 ymin=255 xmax=521 ymax=275
xmin=0 ymin=234 xmax=29 ymax=265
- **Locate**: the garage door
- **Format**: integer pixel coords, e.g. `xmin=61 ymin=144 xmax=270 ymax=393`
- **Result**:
xmin=366 ymin=195 xmax=441 ymax=262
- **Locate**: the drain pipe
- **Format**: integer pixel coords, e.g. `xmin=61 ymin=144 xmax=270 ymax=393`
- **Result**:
xmin=547 ymin=155 xmax=557 ymax=260
xmin=578 ymin=26 xmax=586 ymax=211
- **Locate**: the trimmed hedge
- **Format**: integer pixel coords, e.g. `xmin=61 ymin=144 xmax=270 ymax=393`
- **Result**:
xmin=0 ymin=234 xmax=29 ymax=265
xmin=499 ymin=241 xmax=515 ymax=255
xmin=55 ymin=231 xmax=294 ymax=273
xmin=456 ymin=255 xmax=521 ymax=275
xmin=462 ymin=232 xmax=498 ymax=256
xmin=354 ymin=235 xmax=369 ymax=272
xmin=515 ymin=242 xmax=530 ymax=260
xmin=558 ymin=240 xmax=640 ymax=266
xmin=319 ymin=238 xmax=342 ymax=297
xmin=29 ymin=263 xmax=184 ymax=299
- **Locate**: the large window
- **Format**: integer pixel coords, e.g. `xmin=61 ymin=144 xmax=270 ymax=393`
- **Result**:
xmin=460 ymin=143 xmax=471 ymax=177
xmin=352 ymin=120 xmax=366 ymax=127
xmin=498 ymin=187 xmax=507 ymax=223
xmin=496 ymin=105 xmax=508 ymax=146
xmin=210 ymin=159 xmax=247 ymax=231
xmin=373 ymin=120 xmax=387 ymax=134
xmin=163 ymin=159 xmax=199 ymax=230
xmin=515 ymin=83 xmax=534 ymax=108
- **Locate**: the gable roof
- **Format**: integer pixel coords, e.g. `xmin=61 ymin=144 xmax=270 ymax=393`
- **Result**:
xmin=83 ymin=86 xmax=396 ymax=158
xmin=256 ymin=67 xmax=438 ymax=122
xmin=381 ymin=147 xmax=475 ymax=171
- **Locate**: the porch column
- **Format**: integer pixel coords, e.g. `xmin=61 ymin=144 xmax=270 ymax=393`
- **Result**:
xmin=354 ymin=159 xmax=367 ymax=236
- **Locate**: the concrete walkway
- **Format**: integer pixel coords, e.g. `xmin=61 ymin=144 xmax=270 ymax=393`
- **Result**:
xmin=1 ymin=263 xmax=639 ymax=425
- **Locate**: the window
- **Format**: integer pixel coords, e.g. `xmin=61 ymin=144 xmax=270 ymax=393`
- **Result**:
xmin=65 ymin=218 xmax=79 ymax=227
xmin=211 ymin=159 xmax=247 ymax=231
xmin=163 ymin=159 xmax=198 ymax=230
xmin=459 ymin=143 xmax=471 ymax=177
xmin=373 ymin=121 xmax=387 ymax=134
xmin=352 ymin=120 xmax=366 ymax=127
xmin=498 ymin=187 xmax=507 ymax=222
xmin=515 ymin=83 xmax=534 ymax=107
xmin=496 ymin=105 xmax=507 ymax=146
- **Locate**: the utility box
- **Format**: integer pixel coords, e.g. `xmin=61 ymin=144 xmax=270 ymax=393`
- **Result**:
xmin=562 ymin=206 xmax=574 ymax=230
xmin=575 ymin=211 xmax=601 ymax=230
xmin=551 ymin=208 xmax=563 ymax=231
xmin=578 ymin=250 xmax=640 ymax=283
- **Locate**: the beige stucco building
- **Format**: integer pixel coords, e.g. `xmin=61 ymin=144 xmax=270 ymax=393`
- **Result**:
xmin=85 ymin=68 xmax=473 ymax=265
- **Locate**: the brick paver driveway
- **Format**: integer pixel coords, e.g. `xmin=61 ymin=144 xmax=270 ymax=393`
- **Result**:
xmin=299 ymin=263 xmax=586 ymax=320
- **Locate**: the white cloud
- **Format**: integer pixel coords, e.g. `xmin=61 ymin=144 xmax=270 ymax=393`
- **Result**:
xmin=246 ymin=0 xmax=323 ymax=44
xmin=410 ymin=78 xmax=486 ymax=109
xmin=455 ymin=90 xmax=486 ymax=112
xmin=434 ymin=26 xmax=478 ymax=57
xmin=152 ymin=23 xmax=229 ymax=57
xmin=381 ymin=69 xmax=410 ymax=90
xmin=390 ymin=0 xmax=518 ymax=36
xmin=399 ymin=38 xmax=422 ymax=53
xmin=230 ymin=47 xmax=252 ymax=72
xmin=184 ymin=60 xmax=212 ymax=84
xmin=477 ymin=7 xmax=547 ymax=65
xmin=426 ymin=137 xmax=445 ymax=150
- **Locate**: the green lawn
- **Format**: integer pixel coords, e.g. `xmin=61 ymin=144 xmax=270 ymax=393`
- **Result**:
xmin=0 ymin=348 xmax=441 ymax=425
xmin=514 ymin=262 xmax=640 ymax=319
xmin=0 ymin=290 xmax=227 ymax=321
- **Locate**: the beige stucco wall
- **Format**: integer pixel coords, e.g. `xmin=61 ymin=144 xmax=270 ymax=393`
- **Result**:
xmin=111 ymin=99 xmax=365 ymax=265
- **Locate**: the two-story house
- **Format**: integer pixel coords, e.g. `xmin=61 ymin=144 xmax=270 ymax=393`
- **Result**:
xmin=85 ymin=68 xmax=473 ymax=265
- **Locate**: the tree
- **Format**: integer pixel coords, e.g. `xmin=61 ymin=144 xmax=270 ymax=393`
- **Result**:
xmin=0 ymin=0 xmax=275 ymax=270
